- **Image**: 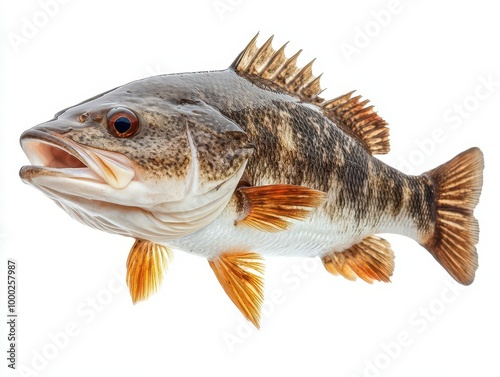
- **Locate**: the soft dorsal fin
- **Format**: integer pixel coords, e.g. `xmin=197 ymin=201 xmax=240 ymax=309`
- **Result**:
xmin=232 ymin=34 xmax=390 ymax=155
xmin=322 ymin=91 xmax=390 ymax=155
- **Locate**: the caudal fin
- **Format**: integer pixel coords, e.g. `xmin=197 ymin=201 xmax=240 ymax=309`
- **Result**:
xmin=421 ymin=147 xmax=484 ymax=285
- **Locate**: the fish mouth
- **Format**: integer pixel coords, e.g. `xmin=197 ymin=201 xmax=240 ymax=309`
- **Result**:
xmin=20 ymin=129 xmax=135 ymax=189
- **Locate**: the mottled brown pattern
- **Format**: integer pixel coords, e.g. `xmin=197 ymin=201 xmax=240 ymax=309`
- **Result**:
xmin=223 ymin=35 xmax=438 ymax=240
xmin=200 ymin=71 xmax=436 ymax=237
xmin=27 ymin=53 xmax=440 ymax=243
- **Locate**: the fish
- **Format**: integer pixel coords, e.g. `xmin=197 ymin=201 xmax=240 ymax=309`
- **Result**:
xmin=19 ymin=34 xmax=484 ymax=328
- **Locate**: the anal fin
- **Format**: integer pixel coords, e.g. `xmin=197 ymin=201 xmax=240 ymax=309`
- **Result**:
xmin=322 ymin=235 xmax=394 ymax=283
xmin=126 ymin=239 xmax=173 ymax=303
xmin=234 ymin=184 xmax=327 ymax=232
xmin=209 ymin=252 xmax=265 ymax=328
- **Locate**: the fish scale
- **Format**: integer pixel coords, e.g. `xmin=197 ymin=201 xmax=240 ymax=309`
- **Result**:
xmin=19 ymin=34 xmax=484 ymax=328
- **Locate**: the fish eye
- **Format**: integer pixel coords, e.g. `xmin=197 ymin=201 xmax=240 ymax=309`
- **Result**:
xmin=107 ymin=107 xmax=139 ymax=138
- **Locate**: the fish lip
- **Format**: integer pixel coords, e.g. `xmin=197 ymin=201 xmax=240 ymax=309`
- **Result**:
xmin=20 ymin=129 xmax=86 ymax=167
xmin=20 ymin=128 xmax=135 ymax=189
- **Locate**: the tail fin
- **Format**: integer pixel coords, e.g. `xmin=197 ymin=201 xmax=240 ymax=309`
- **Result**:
xmin=421 ymin=147 xmax=484 ymax=285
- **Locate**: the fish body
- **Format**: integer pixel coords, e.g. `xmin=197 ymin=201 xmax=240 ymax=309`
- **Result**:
xmin=166 ymin=70 xmax=425 ymax=258
xmin=20 ymin=35 xmax=484 ymax=327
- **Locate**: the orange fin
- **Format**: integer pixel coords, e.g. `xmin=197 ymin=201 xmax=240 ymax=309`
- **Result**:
xmin=322 ymin=235 xmax=394 ymax=283
xmin=126 ymin=239 xmax=173 ymax=303
xmin=322 ymin=91 xmax=390 ymax=155
xmin=234 ymin=184 xmax=327 ymax=232
xmin=209 ymin=252 xmax=265 ymax=328
xmin=421 ymin=147 xmax=484 ymax=285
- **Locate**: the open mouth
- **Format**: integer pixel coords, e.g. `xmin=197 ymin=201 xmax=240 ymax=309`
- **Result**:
xmin=20 ymin=129 xmax=135 ymax=189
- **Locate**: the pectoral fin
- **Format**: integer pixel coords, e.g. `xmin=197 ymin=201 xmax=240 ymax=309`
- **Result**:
xmin=209 ymin=252 xmax=265 ymax=328
xmin=234 ymin=184 xmax=327 ymax=232
xmin=126 ymin=239 xmax=173 ymax=303
xmin=322 ymin=235 xmax=394 ymax=283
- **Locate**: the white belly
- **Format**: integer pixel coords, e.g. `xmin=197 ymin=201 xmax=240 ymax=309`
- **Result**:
xmin=165 ymin=200 xmax=420 ymax=259
xmin=167 ymin=208 xmax=366 ymax=259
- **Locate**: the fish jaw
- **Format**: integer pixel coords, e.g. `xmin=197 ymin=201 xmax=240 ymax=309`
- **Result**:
xmin=20 ymin=127 xmax=135 ymax=190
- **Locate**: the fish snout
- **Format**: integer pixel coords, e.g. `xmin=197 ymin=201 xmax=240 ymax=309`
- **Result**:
xmin=20 ymin=121 xmax=136 ymax=190
xmin=21 ymin=118 xmax=82 ymax=141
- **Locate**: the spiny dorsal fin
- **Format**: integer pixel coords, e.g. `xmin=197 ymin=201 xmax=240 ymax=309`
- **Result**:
xmin=209 ymin=252 xmax=265 ymax=328
xmin=323 ymin=91 xmax=390 ymax=155
xmin=232 ymin=34 xmax=390 ymax=155
xmin=232 ymin=33 xmax=324 ymax=103
xmin=126 ymin=239 xmax=173 ymax=303
xmin=322 ymin=235 xmax=394 ymax=283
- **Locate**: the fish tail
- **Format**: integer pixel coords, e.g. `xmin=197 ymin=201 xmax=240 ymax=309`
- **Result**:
xmin=420 ymin=147 xmax=484 ymax=285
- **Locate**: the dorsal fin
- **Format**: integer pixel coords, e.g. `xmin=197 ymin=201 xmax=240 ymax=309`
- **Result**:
xmin=232 ymin=34 xmax=391 ymax=155
xmin=231 ymin=33 xmax=324 ymax=103
xmin=323 ymin=91 xmax=390 ymax=155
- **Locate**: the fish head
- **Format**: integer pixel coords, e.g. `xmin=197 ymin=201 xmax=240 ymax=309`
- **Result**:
xmin=19 ymin=81 xmax=253 ymax=241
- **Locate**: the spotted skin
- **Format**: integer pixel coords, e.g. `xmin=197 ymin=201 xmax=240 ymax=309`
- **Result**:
xmin=38 ymin=78 xmax=253 ymax=187
xmin=195 ymin=70 xmax=437 ymax=241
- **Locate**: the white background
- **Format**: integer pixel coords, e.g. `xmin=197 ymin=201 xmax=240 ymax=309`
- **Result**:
xmin=1 ymin=1 xmax=499 ymax=376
